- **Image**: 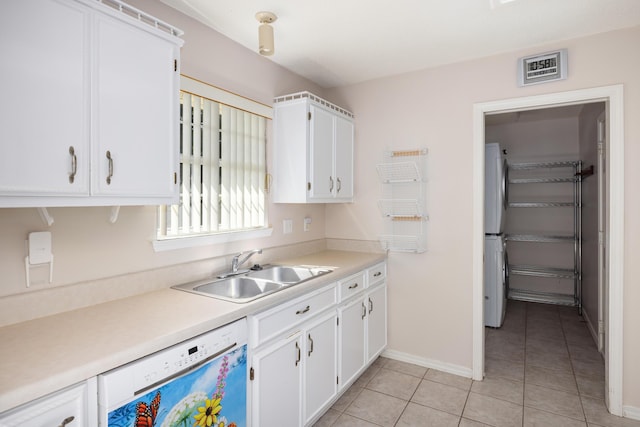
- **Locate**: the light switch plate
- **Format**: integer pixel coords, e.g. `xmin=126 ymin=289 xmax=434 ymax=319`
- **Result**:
xmin=283 ymin=219 xmax=293 ymax=234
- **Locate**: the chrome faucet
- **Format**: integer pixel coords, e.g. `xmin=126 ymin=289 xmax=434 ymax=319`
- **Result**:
xmin=231 ymin=249 xmax=263 ymax=273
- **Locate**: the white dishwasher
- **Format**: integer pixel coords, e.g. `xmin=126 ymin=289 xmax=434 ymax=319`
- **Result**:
xmin=98 ymin=318 xmax=247 ymax=427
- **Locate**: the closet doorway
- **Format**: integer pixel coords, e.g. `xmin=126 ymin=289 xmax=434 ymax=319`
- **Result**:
xmin=471 ymin=85 xmax=624 ymax=415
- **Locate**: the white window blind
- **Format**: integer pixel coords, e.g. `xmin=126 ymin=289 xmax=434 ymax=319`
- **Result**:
xmin=157 ymin=91 xmax=268 ymax=239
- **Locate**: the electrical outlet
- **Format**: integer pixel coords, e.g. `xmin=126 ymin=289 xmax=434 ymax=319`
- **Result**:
xmin=304 ymin=217 xmax=312 ymax=232
xmin=283 ymin=219 xmax=293 ymax=234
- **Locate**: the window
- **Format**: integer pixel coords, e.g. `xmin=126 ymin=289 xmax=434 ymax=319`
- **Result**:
xmin=156 ymin=76 xmax=272 ymax=248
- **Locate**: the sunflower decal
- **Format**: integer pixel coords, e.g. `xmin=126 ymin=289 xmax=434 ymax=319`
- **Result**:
xmin=193 ymin=397 xmax=222 ymax=427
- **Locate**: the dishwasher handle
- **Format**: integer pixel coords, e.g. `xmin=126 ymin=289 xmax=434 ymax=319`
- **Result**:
xmin=134 ymin=341 xmax=237 ymax=396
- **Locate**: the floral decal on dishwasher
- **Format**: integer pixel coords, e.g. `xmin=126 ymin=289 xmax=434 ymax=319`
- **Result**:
xmin=106 ymin=345 xmax=246 ymax=427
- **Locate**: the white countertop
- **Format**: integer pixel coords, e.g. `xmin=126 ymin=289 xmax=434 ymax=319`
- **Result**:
xmin=0 ymin=250 xmax=385 ymax=413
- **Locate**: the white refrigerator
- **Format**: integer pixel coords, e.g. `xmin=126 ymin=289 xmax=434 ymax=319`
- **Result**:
xmin=484 ymin=143 xmax=508 ymax=328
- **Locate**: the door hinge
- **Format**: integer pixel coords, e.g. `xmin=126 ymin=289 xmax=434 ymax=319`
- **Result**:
xmin=336 ymin=376 xmax=339 ymax=385
xmin=249 ymin=367 xmax=254 ymax=381
xmin=308 ymin=112 xmax=312 ymax=121
xmin=307 ymin=182 xmax=311 ymax=191
xmin=174 ymin=59 xmax=178 ymax=72
xmin=174 ymin=172 xmax=177 ymax=185
xmin=337 ymin=317 xmax=339 ymax=326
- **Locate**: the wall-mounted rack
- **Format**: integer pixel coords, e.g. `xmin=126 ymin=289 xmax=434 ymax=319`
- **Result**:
xmin=376 ymin=148 xmax=427 ymax=253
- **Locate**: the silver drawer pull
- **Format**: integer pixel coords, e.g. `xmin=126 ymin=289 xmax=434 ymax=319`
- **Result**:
xmin=308 ymin=333 xmax=314 ymax=357
xmin=68 ymin=146 xmax=77 ymax=184
xmin=296 ymin=305 xmax=310 ymax=315
xmin=369 ymin=297 xmax=373 ymax=314
xmin=348 ymin=283 xmax=359 ymax=290
xmin=361 ymin=302 xmax=366 ymax=319
xmin=373 ymin=271 xmax=382 ymax=277
xmin=329 ymin=176 xmax=334 ymax=192
xmin=295 ymin=341 xmax=301 ymax=366
xmin=59 ymin=416 xmax=75 ymax=427
xmin=106 ymin=150 xmax=113 ymax=184
xmin=337 ymin=177 xmax=342 ymax=193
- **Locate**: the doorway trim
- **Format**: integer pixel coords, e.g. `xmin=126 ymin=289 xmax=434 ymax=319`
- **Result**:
xmin=471 ymin=85 xmax=624 ymax=415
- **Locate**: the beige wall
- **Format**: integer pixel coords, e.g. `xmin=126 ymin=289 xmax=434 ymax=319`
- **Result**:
xmin=326 ymin=26 xmax=640 ymax=407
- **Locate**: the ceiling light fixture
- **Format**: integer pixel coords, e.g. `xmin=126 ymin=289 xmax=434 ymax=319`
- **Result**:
xmin=255 ymin=11 xmax=277 ymax=56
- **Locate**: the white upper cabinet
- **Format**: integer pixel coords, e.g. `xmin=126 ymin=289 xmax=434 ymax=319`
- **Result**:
xmin=0 ymin=0 xmax=91 ymax=198
xmin=0 ymin=0 xmax=183 ymax=207
xmin=273 ymin=92 xmax=354 ymax=203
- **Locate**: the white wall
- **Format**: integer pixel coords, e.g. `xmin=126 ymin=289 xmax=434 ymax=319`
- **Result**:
xmin=326 ymin=26 xmax=640 ymax=408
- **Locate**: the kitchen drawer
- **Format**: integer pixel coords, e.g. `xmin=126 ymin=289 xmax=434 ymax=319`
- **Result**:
xmin=0 ymin=377 xmax=97 ymax=426
xmin=337 ymin=271 xmax=366 ymax=302
xmin=250 ymin=284 xmax=336 ymax=347
xmin=367 ymin=262 xmax=386 ymax=287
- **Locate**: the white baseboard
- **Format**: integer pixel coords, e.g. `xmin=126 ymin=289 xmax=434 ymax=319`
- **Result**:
xmin=382 ymin=349 xmax=473 ymax=379
xmin=623 ymin=405 xmax=640 ymax=421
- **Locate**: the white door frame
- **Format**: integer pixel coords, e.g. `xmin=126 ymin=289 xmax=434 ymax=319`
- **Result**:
xmin=471 ymin=85 xmax=624 ymax=415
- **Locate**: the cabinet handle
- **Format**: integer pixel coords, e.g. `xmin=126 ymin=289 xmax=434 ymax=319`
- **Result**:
xmin=373 ymin=271 xmax=382 ymax=278
xmin=296 ymin=305 xmax=310 ymax=315
xmin=369 ymin=297 xmax=373 ymax=314
xmin=68 ymin=146 xmax=77 ymax=184
xmin=295 ymin=341 xmax=301 ymax=366
xmin=329 ymin=176 xmax=334 ymax=192
xmin=361 ymin=302 xmax=367 ymax=319
xmin=106 ymin=151 xmax=113 ymax=185
xmin=58 ymin=416 xmax=75 ymax=427
xmin=308 ymin=333 xmax=314 ymax=357
xmin=337 ymin=177 xmax=342 ymax=193
xmin=348 ymin=283 xmax=359 ymax=290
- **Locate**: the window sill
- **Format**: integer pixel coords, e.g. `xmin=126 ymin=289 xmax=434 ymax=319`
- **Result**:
xmin=153 ymin=227 xmax=273 ymax=252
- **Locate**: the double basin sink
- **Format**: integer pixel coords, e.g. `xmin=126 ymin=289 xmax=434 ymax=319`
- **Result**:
xmin=172 ymin=265 xmax=333 ymax=303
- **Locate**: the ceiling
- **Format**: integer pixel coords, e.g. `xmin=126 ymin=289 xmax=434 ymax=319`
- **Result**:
xmin=159 ymin=0 xmax=640 ymax=88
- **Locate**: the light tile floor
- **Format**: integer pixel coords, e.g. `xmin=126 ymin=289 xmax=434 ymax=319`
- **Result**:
xmin=314 ymin=301 xmax=640 ymax=427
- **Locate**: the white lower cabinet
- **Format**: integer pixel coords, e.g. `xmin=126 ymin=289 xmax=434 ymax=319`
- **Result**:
xmin=337 ymin=281 xmax=388 ymax=390
xmin=250 ymin=309 xmax=337 ymax=427
xmin=251 ymin=332 xmax=302 ymax=427
xmin=249 ymin=262 xmax=387 ymax=426
xmin=303 ymin=312 xmax=338 ymax=424
xmin=338 ymin=295 xmax=367 ymax=388
xmin=366 ymin=283 xmax=388 ymax=362
xmin=0 ymin=378 xmax=97 ymax=427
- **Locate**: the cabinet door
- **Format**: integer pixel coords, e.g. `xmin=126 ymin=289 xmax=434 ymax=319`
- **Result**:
xmin=251 ymin=333 xmax=302 ymax=427
xmin=92 ymin=14 xmax=179 ymax=198
xmin=0 ymin=0 xmax=90 ymax=197
xmin=338 ymin=296 xmax=366 ymax=389
xmin=367 ymin=284 xmax=388 ymax=362
xmin=309 ymin=105 xmax=335 ymax=199
xmin=304 ymin=312 xmax=337 ymax=425
xmin=334 ymin=116 xmax=354 ymax=201
xmin=0 ymin=378 xmax=97 ymax=427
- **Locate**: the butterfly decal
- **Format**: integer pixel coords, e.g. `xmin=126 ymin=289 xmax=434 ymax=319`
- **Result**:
xmin=135 ymin=391 xmax=161 ymax=427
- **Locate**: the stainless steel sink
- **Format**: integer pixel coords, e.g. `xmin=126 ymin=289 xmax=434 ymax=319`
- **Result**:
xmin=247 ymin=265 xmax=331 ymax=284
xmin=172 ymin=265 xmax=332 ymax=303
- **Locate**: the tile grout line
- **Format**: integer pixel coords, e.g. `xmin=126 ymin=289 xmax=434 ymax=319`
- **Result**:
xmin=561 ymin=308 xmax=590 ymax=425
